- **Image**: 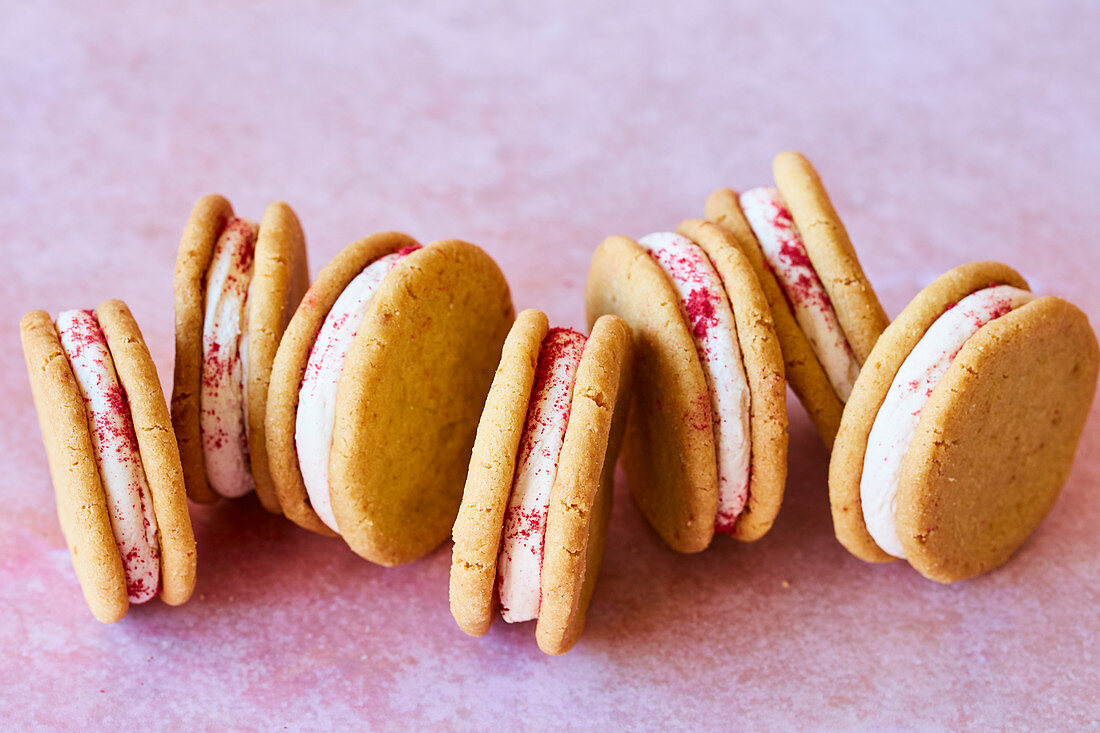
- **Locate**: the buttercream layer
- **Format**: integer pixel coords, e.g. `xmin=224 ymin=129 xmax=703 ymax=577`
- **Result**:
xmin=57 ymin=309 xmax=160 ymax=603
xmin=200 ymin=217 xmax=257 ymax=498
xmin=640 ymin=232 xmax=751 ymax=532
xmin=740 ymin=186 xmax=860 ymax=401
xmin=296 ymin=246 xmax=419 ymax=533
xmin=861 ymin=285 xmax=1035 ymax=558
xmin=497 ymin=328 xmax=586 ymax=623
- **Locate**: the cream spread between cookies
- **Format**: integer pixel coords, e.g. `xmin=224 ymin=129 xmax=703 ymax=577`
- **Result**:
xmin=200 ymin=217 xmax=257 ymax=498
xmin=57 ymin=309 xmax=161 ymax=603
xmin=640 ymin=232 xmax=752 ymax=532
xmin=860 ymin=285 xmax=1035 ymax=558
xmin=740 ymin=186 xmax=860 ymax=401
xmin=296 ymin=246 xmax=420 ymax=533
xmin=497 ymin=328 xmax=586 ymax=623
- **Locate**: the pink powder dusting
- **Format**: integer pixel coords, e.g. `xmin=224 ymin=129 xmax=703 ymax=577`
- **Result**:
xmin=60 ymin=310 xmax=160 ymax=602
xmin=497 ymin=327 xmax=587 ymax=617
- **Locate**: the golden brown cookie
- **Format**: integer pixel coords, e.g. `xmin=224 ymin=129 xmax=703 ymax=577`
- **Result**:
xmin=171 ymin=195 xmax=309 ymax=507
xmin=267 ymin=232 xmax=417 ymax=536
xmin=585 ymin=227 xmax=788 ymax=552
xmin=247 ymin=203 xmax=310 ymax=513
xmin=96 ymin=300 xmax=196 ymax=606
xmin=706 ymin=187 xmax=844 ymax=444
xmin=331 ymin=240 xmax=515 ymax=565
xmin=677 ymin=219 xmax=788 ymax=541
xmin=586 ymin=236 xmax=717 ymax=553
xmin=773 ymin=151 xmax=889 ymax=364
xmin=537 ymin=314 xmax=632 ymax=654
xmin=450 ymin=308 xmax=549 ymax=637
xmin=829 ymin=262 xmax=1098 ymax=582
xmin=21 ymin=302 xmax=197 ymax=622
xmin=449 ymin=311 xmax=632 ymax=655
xmin=705 ymin=151 xmax=889 ymax=446
xmin=267 ymin=235 xmax=515 ymax=565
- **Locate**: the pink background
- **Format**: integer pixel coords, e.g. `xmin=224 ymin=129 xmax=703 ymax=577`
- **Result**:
xmin=3 ymin=2 xmax=1098 ymax=729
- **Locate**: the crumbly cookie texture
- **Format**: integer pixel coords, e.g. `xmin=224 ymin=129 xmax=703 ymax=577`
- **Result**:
xmin=536 ymin=314 xmax=632 ymax=655
xmin=329 ymin=240 xmax=515 ymax=566
xmin=266 ymin=232 xmax=419 ymax=536
xmin=21 ymin=300 xmax=197 ymax=622
xmin=678 ymin=219 xmax=788 ymax=542
xmin=172 ymin=195 xmax=308 ymax=507
xmin=586 ymin=235 xmax=717 ymax=553
xmin=706 ymin=187 xmax=844 ymax=445
xmin=451 ymin=309 xmax=549 ymax=637
xmin=830 ymin=261 xmax=1098 ymax=582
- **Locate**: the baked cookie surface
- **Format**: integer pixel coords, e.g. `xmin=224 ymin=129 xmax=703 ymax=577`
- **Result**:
xmin=829 ymin=261 xmax=1098 ymax=581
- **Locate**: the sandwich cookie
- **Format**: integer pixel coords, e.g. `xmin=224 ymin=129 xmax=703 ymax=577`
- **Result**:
xmin=266 ymin=233 xmax=514 ymax=564
xmin=585 ymin=219 xmax=787 ymax=553
xmin=705 ymin=151 xmax=890 ymax=445
xmin=450 ymin=310 xmax=632 ymax=654
xmin=172 ymin=195 xmax=309 ymax=510
xmin=21 ymin=300 xmax=196 ymax=622
xmin=830 ymin=262 xmax=1098 ymax=581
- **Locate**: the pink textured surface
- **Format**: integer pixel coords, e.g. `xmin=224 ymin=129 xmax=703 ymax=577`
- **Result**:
xmin=2 ymin=2 xmax=1097 ymax=729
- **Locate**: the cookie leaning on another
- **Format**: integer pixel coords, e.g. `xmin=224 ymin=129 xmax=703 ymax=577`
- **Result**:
xmin=22 ymin=300 xmax=196 ymax=622
xmin=706 ymin=151 xmax=889 ymax=446
xmin=586 ymin=219 xmax=788 ymax=553
xmin=450 ymin=309 xmax=632 ymax=655
xmin=266 ymin=233 xmax=514 ymax=565
xmin=172 ymin=195 xmax=309 ymax=510
xmin=829 ymin=262 xmax=1098 ymax=581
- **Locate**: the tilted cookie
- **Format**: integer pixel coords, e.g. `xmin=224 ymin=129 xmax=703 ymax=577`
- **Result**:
xmin=21 ymin=300 xmax=196 ymax=622
xmin=829 ymin=262 xmax=1098 ymax=581
xmin=450 ymin=310 xmax=632 ymax=655
xmin=266 ymin=233 xmax=514 ymax=565
xmin=171 ymin=195 xmax=310 ymax=511
xmin=705 ymin=151 xmax=889 ymax=446
xmin=585 ymin=220 xmax=787 ymax=553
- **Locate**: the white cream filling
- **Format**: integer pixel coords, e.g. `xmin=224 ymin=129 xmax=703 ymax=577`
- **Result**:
xmin=640 ymin=232 xmax=752 ymax=532
xmin=200 ymin=218 xmax=256 ymax=498
xmin=860 ymin=285 xmax=1035 ymax=558
xmin=296 ymin=249 xmax=412 ymax=533
xmin=57 ymin=309 xmax=160 ymax=603
xmin=740 ymin=186 xmax=860 ymax=401
xmin=497 ymin=328 xmax=586 ymax=623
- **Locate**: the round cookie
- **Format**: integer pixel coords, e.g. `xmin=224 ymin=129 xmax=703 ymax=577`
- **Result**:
xmin=706 ymin=187 xmax=844 ymax=444
xmin=450 ymin=308 xmax=549 ymax=637
xmin=705 ymin=151 xmax=889 ymax=446
xmin=267 ymin=235 xmax=515 ymax=565
xmin=773 ymin=151 xmax=889 ymax=364
xmin=171 ymin=194 xmax=309 ymax=508
xmin=21 ymin=301 xmax=197 ymax=622
xmin=585 ymin=226 xmax=788 ymax=551
xmin=677 ymin=219 xmax=788 ymax=541
xmin=247 ymin=203 xmax=310 ymax=513
xmin=537 ymin=314 xmax=632 ymax=654
xmin=97 ymin=300 xmax=196 ymax=606
xmin=830 ymin=262 xmax=1098 ymax=582
xmin=585 ymin=236 xmax=717 ymax=553
xmin=449 ymin=311 xmax=632 ymax=655
xmin=266 ymin=232 xmax=414 ymax=536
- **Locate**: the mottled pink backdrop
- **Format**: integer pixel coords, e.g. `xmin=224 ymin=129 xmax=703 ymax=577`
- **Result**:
xmin=2 ymin=2 xmax=1097 ymax=730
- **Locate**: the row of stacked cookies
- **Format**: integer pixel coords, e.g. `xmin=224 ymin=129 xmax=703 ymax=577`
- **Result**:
xmin=21 ymin=152 xmax=1098 ymax=655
